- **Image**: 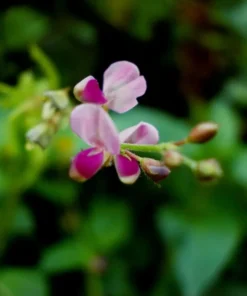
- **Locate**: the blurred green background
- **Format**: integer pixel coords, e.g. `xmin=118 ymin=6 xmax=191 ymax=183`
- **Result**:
xmin=1 ymin=0 xmax=247 ymax=295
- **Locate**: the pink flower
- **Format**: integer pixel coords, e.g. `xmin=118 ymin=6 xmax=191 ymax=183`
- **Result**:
xmin=73 ymin=61 xmax=147 ymax=114
xmin=69 ymin=104 xmax=159 ymax=184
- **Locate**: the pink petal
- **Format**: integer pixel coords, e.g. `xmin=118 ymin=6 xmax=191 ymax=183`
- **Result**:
xmin=73 ymin=76 xmax=107 ymax=104
xmin=69 ymin=148 xmax=104 ymax=181
xmin=119 ymin=122 xmax=159 ymax=144
xmin=105 ymin=76 xmax=147 ymax=113
xmin=103 ymin=61 xmax=140 ymax=93
xmin=70 ymin=104 xmax=120 ymax=154
xmin=114 ymin=155 xmax=140 ymax=184
xmin=103 ymin=61 xmax=147 ymax=113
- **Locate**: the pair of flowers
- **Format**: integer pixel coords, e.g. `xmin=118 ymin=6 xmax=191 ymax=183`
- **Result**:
xmin=70 ymin=61 xmax=162 ymax=184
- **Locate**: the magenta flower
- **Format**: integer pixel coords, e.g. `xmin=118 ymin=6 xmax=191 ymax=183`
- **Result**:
xmin=73 ymin=61 xmax=147 ymax=113
xmin=69 ymin=104 xmax=159 ymax=184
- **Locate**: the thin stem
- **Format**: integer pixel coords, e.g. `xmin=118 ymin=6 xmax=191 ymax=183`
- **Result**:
xmin=120 ymin=142 xmax=177 ymax=154
xmin=123 ymin=150 xmax=142 ymax=161
xmin=174 ymin=138 xmax=189 ymax=146
xmin=182 ymin=155 xmax=197 ymax=171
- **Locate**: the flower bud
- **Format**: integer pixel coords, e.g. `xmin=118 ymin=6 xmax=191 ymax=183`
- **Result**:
xmin=44 ymin=89 xmax=69 ymax=110
xmin=141 ymin=158 xmax=170 ymax=182
xmin=195 ymin=158 xmax=223 ymax=181
xmin=164 ymin=150 xmax=183 ymax=168
xmin=26 ymin=123 xmax=53 ymax=149
xmin=188 ymin=122 xmax=218 ymax=144
xmin=42 ymin=101 xmax=56 ymax=120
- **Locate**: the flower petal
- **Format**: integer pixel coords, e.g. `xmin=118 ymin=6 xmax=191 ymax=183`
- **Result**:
xmin=69 ymin=148 xmax=104 ymax=182
xmin=105 ymin=76 xmax=146 ymax=113
xmin=103 ymin=61 xmax=140 ymax=93
xmin=114 ymin=155 xmax=140 ymax=184
xmin=73 ymin=76 xmax=107 ymax=104
xmin=119 ymin=122 xmax=159 ymax=144
xmin=70 ymin=104 xmax=120 ymax=154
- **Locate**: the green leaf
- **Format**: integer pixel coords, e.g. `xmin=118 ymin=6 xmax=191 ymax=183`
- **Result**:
xmin=40 ymin=239 xmax=95 ymax=273
xmin=34 ymin=178 xmax=78 ymax=205
xmin=88 ymin=0 xmax=174 ymax=40
xmin=112 ymin=106 xmax=190 ymax=142
xmin=0 ymin=269 xmax=48 ymax=296
xmin=157 ymin=208 xmax=241 ymax=296
xmin=11 ymin=205 xmax=35 ymax=235
xmin=195 ymin=100 xmax=241 ymax=160
xmin=3 ymin=6 xmax=50 ymax=50
xmin=231 ymin=148 xmax=247 ymax=188
xmin=29 ymin=45 xmax=60 ymax=89
xmin=88 ymin=200 xmax=132 ymax=253
xmin=214 ymin=1 xmax=247 ymax=38
xmin=131 ymin=0 xmax=174 ymax=39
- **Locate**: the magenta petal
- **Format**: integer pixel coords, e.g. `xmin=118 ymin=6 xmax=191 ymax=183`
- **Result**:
xmin=105 ymin=76 xmax=147 ymax=113
xmin=73 ymin=76 xmax=107 ymax=104
xmin=70 ymin=104 xmax=120 ymax=154
xmin=69 ymin=148 xmax=104 ymax=181
xmin=119 ymin=122 xmax=159 ymax=144
xmin=114 ymin=155 xmax=140 ymax=184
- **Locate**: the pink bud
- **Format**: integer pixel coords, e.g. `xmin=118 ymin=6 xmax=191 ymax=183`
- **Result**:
xmin=141 ymin=158 xmax=170 ymax=182
xmin=188 ymin=122 xmax=218 ymax=144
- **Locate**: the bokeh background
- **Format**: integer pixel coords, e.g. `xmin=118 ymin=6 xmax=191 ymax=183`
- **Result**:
xmin=1 ymin=0 xmax=247 ymax=295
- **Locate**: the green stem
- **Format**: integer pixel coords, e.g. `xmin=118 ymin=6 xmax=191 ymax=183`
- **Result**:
xmin=120 ymin=142 xmax=177 ymax=154
xmin=182 ymin=155 xmax=197 ymax=171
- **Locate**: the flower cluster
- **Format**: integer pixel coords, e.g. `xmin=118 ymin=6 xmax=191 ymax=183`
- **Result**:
xmin=69 ymin=61 xmax=222 ymax=184
xmin=70 ymin=61 xmax=166 ymax=184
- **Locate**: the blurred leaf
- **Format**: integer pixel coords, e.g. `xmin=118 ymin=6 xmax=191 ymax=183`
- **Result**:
xmin=11 ymin=205 xmax=35 ymax=235
xmin=0 ymin=283 xmax=13 ymax=296
xmin=208 ymin=101 xmax=241 ymax=158
xmin=212 ymin=284 xmax=247 ymax=296
xmin=193 ymin=100 xmax=241 ymax=160
xmin=214 ymin=1 xmax=247 ymax=38
xmin=157 ymin=208 xmax=241 ymax=296
xmin=35 ymin=178 xmax=78 ymax=205
xmin=40 ymin=239 xmax=95 ymax=273
xmin=87 ymin=200 xmax=132 ymax=253
xmin=105 ymin=260 xmax=136 ymax=296
xmin=231 ymin=148 xmax=247 ymax=188
xmin=3 ymin=6 xmax=50 ymax=50
xmin=112 ymin=106 xmax=190 ymax=142
xmin=69 ymin=20 xmax=97 ymax=45
xmin=222 ymin=79 xmax=247 ymax=106
xmin=30 ymin=45 xmax=60 ymax=89
xmin=88 ymin=0 xmax=174 ymax=39
xmin=47 ymin=125 xmax=88 ymax=167
xmin=131 ymin=0 xmax=174 ymax=39
xmin=0 ymin=269 xmax=48 ymax=296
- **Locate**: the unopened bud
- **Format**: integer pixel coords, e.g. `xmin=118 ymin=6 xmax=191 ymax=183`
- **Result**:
xmin=188 ymin=122 xmax=218 ymax=144
xmin=44 ymin=89 xmax=69 ymax=110
xmin=164 ymin=150 xmax=183 ymax=168
xmin=42 ymin=101 xmax=56 ymax=120
xmin=141 ymin=158 xmax=170 ymax=182
xmin=26 ymin=123 xmax=53 ymax=149
xmin=196 ymin=158 xmax=223 ymax=181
